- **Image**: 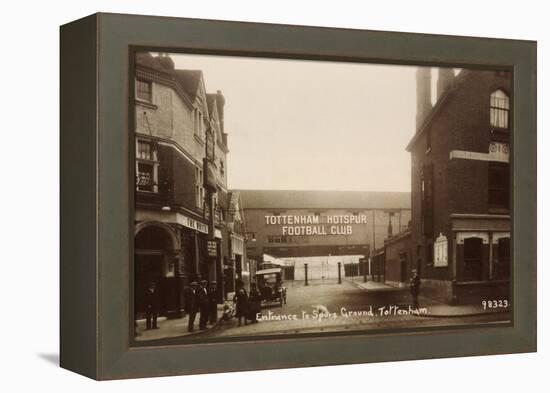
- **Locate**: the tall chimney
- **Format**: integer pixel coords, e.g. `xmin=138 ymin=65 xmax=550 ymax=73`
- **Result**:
xmin=436 ymin=68 xmax=454 ymax=101
xmin=215 ymin=90 xmax=225 ymax=133
xmin=416 ymin=68 xmax=432 ymax=132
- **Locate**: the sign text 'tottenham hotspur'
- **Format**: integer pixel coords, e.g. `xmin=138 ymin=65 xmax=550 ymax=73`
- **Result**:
xmin=264 ymin=214 xmax=368 ymax=236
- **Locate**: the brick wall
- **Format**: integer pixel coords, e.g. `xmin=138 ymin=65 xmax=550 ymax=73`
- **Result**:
xmin=410 ymin=70 xmax=511 ymax=285
xmin=384 ymin=232 xmax=412 ymax=286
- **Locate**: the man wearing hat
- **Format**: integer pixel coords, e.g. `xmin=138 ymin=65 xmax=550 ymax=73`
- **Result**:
xmin=208 ymin=281 xmax=218 ymax=325
xmin=144 ymin=281 xmax=160 ymax=330
xmin=197 ymin=280 xmax=210 ymax=330
xmin=185 ymin=281 xmax=199 ymax=332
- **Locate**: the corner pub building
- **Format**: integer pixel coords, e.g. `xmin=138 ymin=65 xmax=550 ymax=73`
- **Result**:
xmin=133 ymin=53 xmax=240 ymax=319
xmin=407 ymin=67 xmax=512 ymax=304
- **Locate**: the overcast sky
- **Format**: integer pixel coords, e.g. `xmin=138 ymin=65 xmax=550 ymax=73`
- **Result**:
xmin=172 ymin=54 xmax=431 ymax=192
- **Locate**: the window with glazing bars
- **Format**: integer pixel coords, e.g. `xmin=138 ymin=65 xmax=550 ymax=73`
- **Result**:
xmin=490 ymin=90 xmax=509 ymax=129
xmin=136 ymin=79 xmax=152 ymax=103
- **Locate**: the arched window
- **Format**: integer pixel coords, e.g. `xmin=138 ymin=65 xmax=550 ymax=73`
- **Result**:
xmin=490 ymin=89 xmax=509 ymax=129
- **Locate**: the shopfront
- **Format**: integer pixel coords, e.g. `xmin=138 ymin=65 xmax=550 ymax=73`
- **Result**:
xmin=135 ymin=209 xmax=223 ymax=318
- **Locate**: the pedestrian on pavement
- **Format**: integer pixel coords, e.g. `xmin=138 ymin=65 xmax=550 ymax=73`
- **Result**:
xmin=233 ymin=286 xmax=249 ymax=326
xmin=185 ymin=281 xmax=198 ymax=332
xmin=248 ymin=283 xmax=261 ymax=323
xmin=208 ymin=281 xmax=218 ymax=325
xmin=197 ymin=280 xmax=210 ymax=330
xmin=144 ymin=281 xmax=160 ymax=330
xmin=410 ymin=269 xmax=421 ymax=309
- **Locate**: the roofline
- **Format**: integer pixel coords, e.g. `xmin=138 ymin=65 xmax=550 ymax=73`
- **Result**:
xmin=234 ymin=189 xmax=412 ymax=210
xmin=136 ymin=63 xmax=195 ymax=106
xmin=405 ymin=69 xmax=472 ymax=152
xmin=405 ymin=80 xmax=458 ymax=152
xmin=136 ymin=63 xmax=229 ymax=151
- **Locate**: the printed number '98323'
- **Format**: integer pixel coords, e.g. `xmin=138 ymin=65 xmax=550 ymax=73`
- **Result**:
xmin=482 ymin=300 xmax=509 ymax=310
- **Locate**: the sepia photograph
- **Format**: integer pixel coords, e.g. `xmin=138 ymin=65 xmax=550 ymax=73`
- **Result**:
xmin=132 ymin=51 xmax=512 ymax=343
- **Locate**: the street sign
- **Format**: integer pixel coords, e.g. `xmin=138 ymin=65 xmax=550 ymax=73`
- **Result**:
xmin=207 ymin=240 xmax=218 ymax=257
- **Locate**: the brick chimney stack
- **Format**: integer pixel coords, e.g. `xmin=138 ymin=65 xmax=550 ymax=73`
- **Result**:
xmin=215 ymin=90 xmax=228 ymax=147
xmin=215 ymin=90 xmax=225 ymax=132
xmin=416 ymin=68 xmax=432 ymax=132
xmin=436 ymin=68 xmax=454 ymax=101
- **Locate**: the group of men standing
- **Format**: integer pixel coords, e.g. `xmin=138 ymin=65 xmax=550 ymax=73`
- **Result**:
xmin=138 ymin=279 xmax=218 ymax=335
xmin=184 ymin=280 xmax=218 ymax=332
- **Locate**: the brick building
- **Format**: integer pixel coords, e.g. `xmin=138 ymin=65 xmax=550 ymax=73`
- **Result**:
xmin=406 ymin=67 xmax=511 ymax=304
xmin=133 ymin=53 xmax=238 ymax=319
xmin=383 ymin=229 xmax=413 ymax=288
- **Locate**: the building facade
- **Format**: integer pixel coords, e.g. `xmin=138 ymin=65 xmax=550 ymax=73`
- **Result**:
xmin=224 ymin=191 xmax=254 ymax=294
xmin=133 ymin=53 xmax=234 ymax=319
xmin=406 ymin=68 xmax=511 ymax=304
xmin=239 ymin=190 xmax=411 ymax=280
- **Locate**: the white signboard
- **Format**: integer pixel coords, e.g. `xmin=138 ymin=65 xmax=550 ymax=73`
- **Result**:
xmin=264 ymin=214 xmax=368 ymax=236
xmin=450 ymin=142 xmax=509 ymax=163
xmin=433 ymin=233 xmax=448 ymax=267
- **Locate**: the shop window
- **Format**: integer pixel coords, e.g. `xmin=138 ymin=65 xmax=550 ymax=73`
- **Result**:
xmin=488 ymin=162 xmax=510 ymax=209
xmin=495 ymin=237 xmax=510 ymax=280
xmin=463 ymin=237 xmax=483 ymax=281
xmin=136 ymin=79 xmax=152 ymax=103
xmin=490 ymin=89 xmax=509 ymax=129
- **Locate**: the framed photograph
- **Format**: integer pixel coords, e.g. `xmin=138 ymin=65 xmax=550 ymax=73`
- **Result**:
xmin=60 ymin=13 xmax=537 ymax=380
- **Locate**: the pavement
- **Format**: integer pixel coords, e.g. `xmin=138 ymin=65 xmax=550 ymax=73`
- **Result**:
xmin=134 ymin=305 xmax=227 ymax=341
xmin=135 ymin=279 xmax=511 ymax=342
xmin=346 ymin=278 xmax=512 ymax=317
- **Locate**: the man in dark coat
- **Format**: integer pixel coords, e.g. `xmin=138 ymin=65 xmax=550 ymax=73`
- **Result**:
xmin=208 ymin=282 xmax=218 ymax=325
xmin=409 ymin=269 xmax=421 ymax=309
xmin=248 ymin=283 xmax=261 ymax=323
xmin=184 ymin=281 xmax=198 ymax=332
xmin=233 ymin=287 xmax=249 ymax=326
xmin=144 ymin=281 xmax=160 ymax=330
xmin=197 ymin=280 xmax=210 ymax=330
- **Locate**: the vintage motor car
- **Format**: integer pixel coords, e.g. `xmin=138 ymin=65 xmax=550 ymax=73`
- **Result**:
xmin=254 ymin=267 xmax=287 ymax=307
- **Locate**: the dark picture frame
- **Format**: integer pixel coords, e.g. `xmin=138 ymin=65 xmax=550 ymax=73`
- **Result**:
xmin=60 ymin=13 xmax=536 ymax=380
